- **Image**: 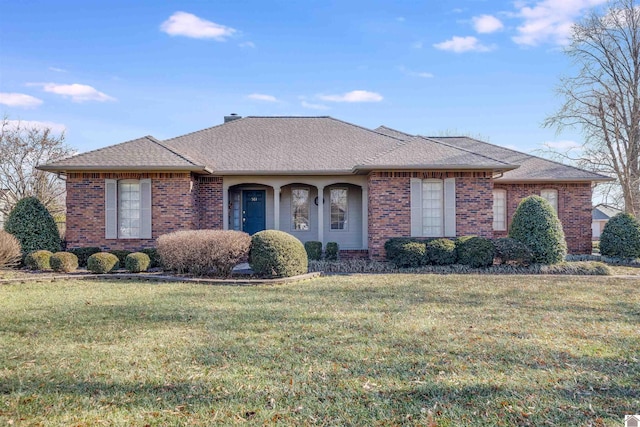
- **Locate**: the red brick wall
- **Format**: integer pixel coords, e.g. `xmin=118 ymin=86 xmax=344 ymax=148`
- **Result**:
xmin=65 ymin=172 xmax=199 ymax=251
xmin=367 ymin=171 xmax=494 ymax=260
xmin=196 ymin=176 xmax=224 ymax=229
xmin=493 ymin=182 xmax=592 ymax=254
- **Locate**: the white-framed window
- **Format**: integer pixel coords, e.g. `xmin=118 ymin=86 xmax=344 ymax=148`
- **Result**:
xmin=422 ymin=180 xmax=443 ymax=237
xmin=541 ymin=189 xmax=558 ymax=213
xmin=291 ymin=187 xmax=310 ymax=231
xmin=330 ymin=188 xmax=348 ymax=230
xmin=493 ymin=189 xmax=507 ymax=231
xmin=410 ymin=177 xmax=456 ymax=238
xmin=105 ymin=179 xmax=152 ymax=239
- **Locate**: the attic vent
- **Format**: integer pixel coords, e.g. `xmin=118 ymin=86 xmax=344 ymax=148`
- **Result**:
xmin=224 ymin=113 xmax=242 ymax=123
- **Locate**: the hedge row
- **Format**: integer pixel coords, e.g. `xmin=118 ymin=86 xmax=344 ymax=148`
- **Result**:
xmin=385 ymin=236 xmax=533 ymax=268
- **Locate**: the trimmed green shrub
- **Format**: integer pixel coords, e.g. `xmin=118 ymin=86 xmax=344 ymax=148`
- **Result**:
xmin=494 ymin=237 xmax=533 ymax=266
xmin=109 ymin=250 xmax=132 ymax=266
xmin=426 ymin=238 xmax=457 ymax=265
xmin=0 ymin=230 xmax=21 ymax=269
xmin=249 ymin=230 xmax=308 ymax=277
xmin=398 ymin=242 xmax=426 ymax=267
xmin=50 ymin=252 xmax=79 ymax=273
xmin=157 ymin=230 xmax=251 ymax=276
xmin=509 ymin=195 xmax=567 ymax=264
xmin=4 ymin=197 xmax=61 ymax=256
xmin=68 ymin=247 xmax=101 ymax=268
xmin=304 ymin=241 xmax=322 ymax=261
xmin=457 ymin=236 xmax=495 ymax=268
xmin=384 ymin=237 xmax=418 ymax=265
xmin=325 ymin=242 xmax=339 ymax=261
xmin=125 ymin=252 xmax=151 ymax=273
xmin=87 ymin=252 xmax=120 ymax=274
xmin=600 ymin=213 xmax=640 ymax=258
xmin=25 ymin=250 xmax=53 ymax=270
xmin=140 ymin=248 xmax=162 ymax=268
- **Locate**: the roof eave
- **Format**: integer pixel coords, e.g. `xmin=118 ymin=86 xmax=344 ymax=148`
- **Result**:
xmin=353 ymin=164 xmax=519 ymax=172
xmin=36 ymin=165 xmax=210 ymax=173
xmin=213 ymin=169 xmax=356 ymax=176
xmin=496 ymin=176 xmax=615 ymax=183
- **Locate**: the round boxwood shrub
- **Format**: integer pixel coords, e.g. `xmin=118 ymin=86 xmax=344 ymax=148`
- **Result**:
xmin=87 ymin=252 xmax=120 ymax=274
xmin=494 ymin=237 xmax=533 ymax=266
xmin=600 ymin=212 xmax=640 ymax=258
xmin=325 ymin=242 xmax=339 ymax=261
xmin=457 ymin=236 xmax=495 ymax=268
xmin=4 ymin=197 xmax=61 ymax=256
xmin=125 ymin=252 xmax=151 ymax=273
xmin=25 ymin=250 xmax=53 ymax=270
xmin=426 ymin=238 xmax=457 ymax=265
xmin=249 ymin=230 xmax=308 ymax=277
xmin=304 ymin=241 xmax=322 ymax=261
xmin=396 ymin=241 xmax=426 ymax=268
xmin=50 ymin=252 xmax=79 ymax=273
xmin=509 ymin=195 xmax=567 ymax=264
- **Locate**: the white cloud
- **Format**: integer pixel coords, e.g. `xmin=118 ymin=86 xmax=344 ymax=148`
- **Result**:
xmin=160 ymin=11 xmax=237 ymax=40
xmin=0 ymin=93 xmax=43 ymax=108
xmin=4 ymin=119 xmax=66 ymax=134
xmin=433 ymin=36 xmax=495 ymax=53
xmin=239 ymin=41 xmax=255 ymax=48
xmin=543 ymin=140 xmax=583 ymax=150
xmin=399 ymin=66 xmax=434 ymax=78
xmin=318 ymin=90 xmax=383 ymax=103
xmin=247 ymin=93 xmax=278 ymax=102
xmin=512 ymin=0 xmax=607 ymax=46
xmin=28 ymin=82 xmax=116 ymax=103
xmin=301 ymin=101 xmax=330 ymax=110
xmin=48 ymin=67 xmax=67 ymax=73
xmin=473 ymin=15 xmax=504 ymax=33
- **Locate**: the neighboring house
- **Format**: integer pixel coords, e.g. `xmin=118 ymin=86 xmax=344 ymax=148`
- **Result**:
xmin=38 ymin=115 xmax=611 ymax=259
xmin=592 ymin=204 xmax=622 ymax=239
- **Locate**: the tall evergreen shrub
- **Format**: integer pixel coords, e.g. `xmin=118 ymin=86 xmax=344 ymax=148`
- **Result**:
xmin=4 ymin=197 xmax=61 ymax=256
xmin=600 ymin=212 xmax=640 ymax=258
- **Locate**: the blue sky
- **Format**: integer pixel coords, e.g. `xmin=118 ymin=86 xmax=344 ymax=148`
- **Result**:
xmin=0 ymin=0 xmax=608 ymax=154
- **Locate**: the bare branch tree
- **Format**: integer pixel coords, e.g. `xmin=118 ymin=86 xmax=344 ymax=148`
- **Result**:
xmin=545 ymin=0 xmax=640 ymax=215
xmin=0 ymin=116 xmax=75 ymax=218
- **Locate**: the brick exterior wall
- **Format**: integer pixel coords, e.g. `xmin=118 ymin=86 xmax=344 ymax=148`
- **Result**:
xmin=66 ymin=172 xmax=201 ymax=251
xmin=367 ymin=171 xmax=494 ymax=260
xmin=493 ymin=182 xmax=592 ymax=254
xmin=196 ymin=176 xmax=224 ymax=229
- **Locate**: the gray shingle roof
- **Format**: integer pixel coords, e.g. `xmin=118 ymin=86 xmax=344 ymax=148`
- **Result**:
xmin=38 ymin=117 xmax=610 ymax=182
xmin=40 ymin=136 xmax=207 ymax=172
xmin=356 ymin=136 xmax=516 ymax=171
xmin=593 ymin=204 xmax=622 ymax=220
xmin=375 ymin=126 xmax=612 ymax=182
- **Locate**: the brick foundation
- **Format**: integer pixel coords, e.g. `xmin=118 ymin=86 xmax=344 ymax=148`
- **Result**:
xmin=493 ymin=182 xmax=592 ymax=254
xmin=339 ymin=249 xmax=369 ymax=260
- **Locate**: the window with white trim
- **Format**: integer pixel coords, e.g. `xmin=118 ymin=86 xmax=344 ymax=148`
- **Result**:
xmin=291 ymin=187 xmax=310 ymax=230
xmin=493 ymin=189 xmax=507 ymax=231
xmin=541 ymin=189 xmax=558 ymax=212
xmin=422 ymin=180 xmax=443 ymax=237
xmin=330 ymin=188 xmax=347 ymax=230
xmin=105 ymin=179 xmax=152 ymax=239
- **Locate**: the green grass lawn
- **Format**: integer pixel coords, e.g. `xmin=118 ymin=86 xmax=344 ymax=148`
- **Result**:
xmin=1 ymin=275 xmax=638 ymax=426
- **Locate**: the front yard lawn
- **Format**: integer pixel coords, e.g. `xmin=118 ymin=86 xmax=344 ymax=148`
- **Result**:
xmin=1 ymin=275 xmax=638 ymax=426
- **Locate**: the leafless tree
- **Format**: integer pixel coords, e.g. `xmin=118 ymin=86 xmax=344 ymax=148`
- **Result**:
xmin=0 ymin=116 xmax=74 ymax=218
xmin=546 ymin=0 xmax=640 ymax=215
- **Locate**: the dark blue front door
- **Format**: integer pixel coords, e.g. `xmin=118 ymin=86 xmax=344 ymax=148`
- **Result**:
xmin=242 ymin=190 xmax=266 ymax=235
